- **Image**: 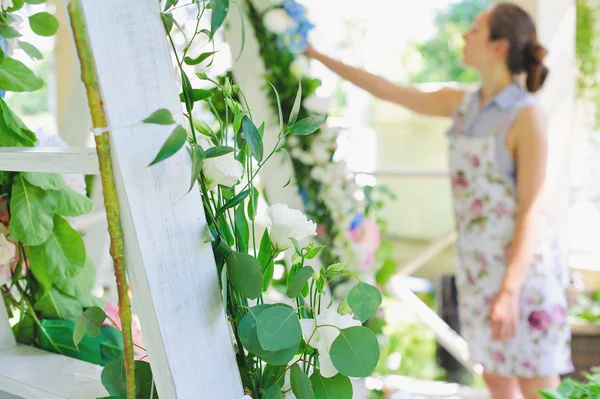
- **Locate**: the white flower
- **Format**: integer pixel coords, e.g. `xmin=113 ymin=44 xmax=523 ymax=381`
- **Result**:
xmin=267 ymin=204 xmax=316 ymax=251
xmin=303 ymin=94 xmax=331 ymax=114
xmin=0 ymin=0 xmax=13 ymax=11
xmin=203 ymin=153 xmax=244 ymax=191
xmin=252 ymin=0 xmax=284 ymax=13
xmin=312 ymin=146 xmax=332 ymax=164
xmin=290 ymin=56 xmax=311 ymax=78
xmin=300 ymin=306 xmax=361 ymax=378
xmin=263 ymin=9 xmax=297 ymax=34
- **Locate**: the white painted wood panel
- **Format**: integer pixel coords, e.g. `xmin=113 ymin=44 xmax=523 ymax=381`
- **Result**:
xmin=0 ymin=345 xmax=106 ymax=399
xmin=79 ymin=1 xmax=243 ymax=398
xmin=0 ymin=148 xmax=99 ymax=175
xmin=0 ymin=296 xmax=15 ymax=351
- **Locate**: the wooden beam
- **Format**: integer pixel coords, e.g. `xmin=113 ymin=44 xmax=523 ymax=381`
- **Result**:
xmin=387 ymin=276 xmax=480 ymax=375
xmin=0 ymin=148 xmax=99 ymax=175
xmin=0 ymin=345 xmax=106 ymax=398
xmin=396 ymin=230 xmax=457 ymax=276
xmin=75 ymin=1 xmax=244 ymax=397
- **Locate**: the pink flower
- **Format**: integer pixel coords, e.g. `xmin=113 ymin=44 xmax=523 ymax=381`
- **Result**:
xmin=316 ymin=225 xmax=326 ymax=237
xmin=552 ymin=304 xmax=567 ymax=325
xmin=492 ymin=351 xmax=505 ymax=364
xmin=493 ymin=202 xmax=510 ymax=218
xmin=528 ymin=310 xmax=552 ymax=332
xmin=349 ymin=218 xmax=381 ymax=269
xmin=470 ymin=199 xmax=484 ymax=219
xmin=104 ymin=302 xmax=147 ymax=361
xmin=521 ymin=360 xmax=535 ymax=372
xmin=467 ymin=273 xmax=476 ymax=286
xmin=451 ymin=173 xmax=469 ymax=189
xmin=469 ymin=155 xmax=480 ymax=168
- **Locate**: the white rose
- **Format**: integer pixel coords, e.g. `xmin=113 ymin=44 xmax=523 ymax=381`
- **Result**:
xmin=0 ymin=0 xmax=13 ymax=11
xmin=263 ymin=9 xmax=297 ymax=34
xmin=0 ymin=234 xmax=15 ymax=287
xmin=300 ymin=306 xmax=361 ymax=378
xmin=203 ymin=153 xmax=243 ymax=191
xmin=267 ymin=204 xmax=316 ymax=251
xmin=290 ymin=56 xmax=311 ymax=78
xmin=303 ymin=94 xmax=331 ymax=114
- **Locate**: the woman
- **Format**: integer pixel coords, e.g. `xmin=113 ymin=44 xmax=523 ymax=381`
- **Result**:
xmin=306 ymin=3 xmax=573 ymax=399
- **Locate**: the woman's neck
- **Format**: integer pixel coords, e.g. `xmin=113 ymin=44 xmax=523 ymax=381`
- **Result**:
xmin=479 ymin=65 xmax=514 ymax=105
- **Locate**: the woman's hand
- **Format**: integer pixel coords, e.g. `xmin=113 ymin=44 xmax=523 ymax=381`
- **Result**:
xmin=305 ymin=44 xmax=318 ymax=59
xmin=490 ymin=289 xmax=519 ymax=341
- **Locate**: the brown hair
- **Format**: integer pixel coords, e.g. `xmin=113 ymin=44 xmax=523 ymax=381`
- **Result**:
xmin=488 ymin=3 xmax=549 ymax=92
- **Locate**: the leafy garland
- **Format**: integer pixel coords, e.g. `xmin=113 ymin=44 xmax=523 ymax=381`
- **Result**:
xmin=68 ymin=1 xmax=383 ymax=398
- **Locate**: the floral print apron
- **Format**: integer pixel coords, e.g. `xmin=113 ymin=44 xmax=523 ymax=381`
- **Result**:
xmin=448 ymin=93 xmax=574 ymax=377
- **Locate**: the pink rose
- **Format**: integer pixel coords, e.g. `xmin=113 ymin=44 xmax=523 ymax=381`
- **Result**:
xmin=493 ymin=202 xmax=510 ymax=218
xmin=469 ymin=155 xmax=480 ymax=168
xmin=451 ymin=173 xmax=469 ymax=189
xmin=467 ymin=273 xmax=476 ymax=286
xmin=104 ymin=302 xmax=147 ymax=361
xmin=470 ymin=199 xmax=484 ymax=219
xmin=316 ymin=225 xmax=326 ymax=237
xmin=528 ymin=310 xmax=552 ymax=332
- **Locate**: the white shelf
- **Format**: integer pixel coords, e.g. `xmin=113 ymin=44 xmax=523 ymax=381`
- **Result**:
xmin=0 ymin=345 xmax=107 ymax=399
xmin=0 ymin=148 xmax=99 ymax=175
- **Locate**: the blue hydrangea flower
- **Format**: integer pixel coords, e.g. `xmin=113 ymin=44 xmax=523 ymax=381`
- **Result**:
xmin=349 ymin=213 xmax=365 ymax=231
xmin=277 ymin=28 xmax=308 ymax=55
xmin=299 ymin=187 xmax=308 ymax=204
xmin=283 ymin=0 xmax=307 ymax=20
xmin=296 ymin=20 xmax=314 ymax=36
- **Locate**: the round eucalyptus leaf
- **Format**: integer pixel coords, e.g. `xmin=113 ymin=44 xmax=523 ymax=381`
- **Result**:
xmin=310 ymin=371 xmax=353 ymax=399
xmin=290 ymin=364 xmax=315 ymax=399
xmin=238 ymin=304 xmax=275 ymax=357
xmin=256 ymin=305 xmax=302 ymax=351
xmin=347 ymin=282 xmax=382 ymax=323
xmin=29 ymin=12 xmax=59 ymax=37
xmin=330 ymin=326 xmax=380 ymax=377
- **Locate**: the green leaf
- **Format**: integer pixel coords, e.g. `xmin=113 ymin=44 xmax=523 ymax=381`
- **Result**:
xmin=34 ymin=288 xmax=84 ymax=322
xmin=22 ymin=172 xmax=65 ymax=190
xmin=225 ymin=251 xmax=262 ymax=300
xmin=238 ymin=304 xmax=275 ymax=357
xmin=52 ymin=187 xmax=93 ymax=217
xmin=148 ymin=125 xmax=187 ymax=166
xmin=247 ymin=186 xmax=259 ymax=221
xmin=289 ymin=237 xmax=303 ymax=256
xmin=347 ymin=282 xmax=382 ymax=323
xmin=163 ymin=0 xmax=178 ymax=11
xmin=259 ymin=230 xmax=274 ymax=291
xmin=264 ymin=385 xmax=284 ymax=399
xmin=310 ymin=371 xmax=353 ymax=399
xmin=184 ymin=51 xmax=217 ymax=65
xmin=538 ymin=392 xmax=565 ymax=399
xmin=0 ymin=57 xmax=44 ymax=92
xmin=54 ymin=256 xmax=96 ymax=298
xmin=188 ymin=145 xmax=205 ymax=192
xmin=9 ymin=174 xmax=54 ymax=245
xmin=269 ymin=83 xmax=284 ymax=135
xmin=234 ymin=204 xmax=249 ymax=254
xmin=326 ymin=263 xmax=346 ymax=275
xmin=210 ymin=0 xmax=229 ymax=38
xmin=337 ymin=299 xmax=352 ymax=316
xmin=192 ymin=117 xmax=218 ymax=142
xmin=142 ymin=109 xmax=175 ymax=125
xmin=261 ymin=342 xmax=299 ymax=365
xmin=24 ymin=0 xmax=46 ymax=4
xmin=290 ymin=364 xmax=315 ymax=399
xmin=134 ymin=360 xmax=158 ymax=399
xmin=0 ymin=98 xmax=36 ymax=146
xmin=101 ymin=358 xmax=126 ymax=396
xmin=181 ymin=71 xmax=194 ymax=113
xmin=29 ymin=12 xmax=59 ymax=36
xmin=73 ymin=317 xmax=86 ymax=349
xmin=289 ymin=82 xmax=302 ymax=126
xmin=256 ymin=305 xmax=302 ymax=351
xmin=218 ymin=189 xmax=250 ymax=217
xmin=290 ymin=115 xmax=327 ymax=136
xmin=162 ymin=13 xmax=174 ymax=34
xmin=82 ymin=306 xmax=108 ymax=337
xmin=233 ymin=112 xmax=246 ymax=134
xmin=0 ymin=26 xmax=21 ymax=39
xmin=179 ymin=88 xmax=212 ymax=103
xmin=27 ymin=216 xmax=87 ymax=294
xmin=204 ymin=146 xmax=235 ymax=158
xmin=286 ymin=266 xmax=313 ymax=298
xmin=40 ymin=319 xmax=102 ymax=365
xmin=277 ymin=148 xmax=293 ymax=188
xmin=330 ymin=326 xmax=380 ymax=377
xmin=17 ymin=41 xmax=44 ymax=60
xmin=305 ymin=245 xmax=325 ymax=260
xmin=241 ymin=115 xmax=263 ymax=162
xmin=79 ymin=293 xmax=106 ymax=309
xmin=6 ymin=0 xmax=25 ymax=12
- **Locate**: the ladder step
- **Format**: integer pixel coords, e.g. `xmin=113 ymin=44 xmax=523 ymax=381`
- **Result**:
xmin=0 ymin=148 xmax=99 ymax=175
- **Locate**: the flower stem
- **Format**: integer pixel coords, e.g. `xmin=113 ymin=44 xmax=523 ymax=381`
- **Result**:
xmin=67 ymin=2 xmax=136 ymax=398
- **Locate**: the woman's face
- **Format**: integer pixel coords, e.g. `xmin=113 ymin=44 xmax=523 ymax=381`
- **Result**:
xmin=462 ymin=10 xmax=497 ymax=69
